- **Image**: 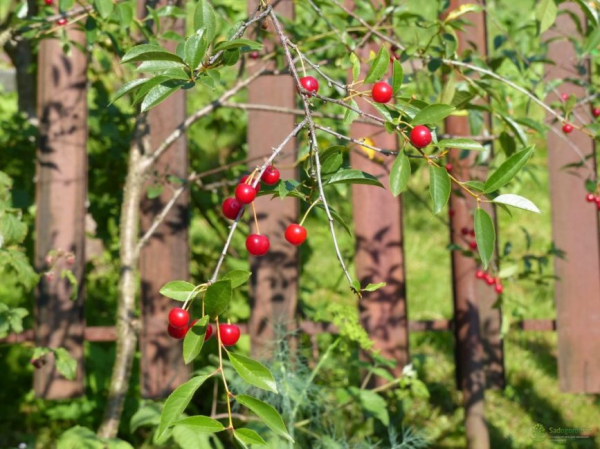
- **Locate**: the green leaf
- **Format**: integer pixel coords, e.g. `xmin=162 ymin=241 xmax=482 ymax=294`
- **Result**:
xmin=204 ymin=280 xmax=232 ymax=318
xmin=492 ymin=194 xmax=540 ymax=213
xmin=172 ymin=416 xmax=224 ymax=433
xmin=93 ymin=0 xmax=114 ymax=19
xmin=157 ymin=375 xmax=211 ymax=442
xmin=141 ymin=81 xmax=185 ymax=112
xmin=389 ymin=151 xmax=411 ymax=197
xmin=183 ymin=316 xmax=210 ymax=365
xmin=429 ymin=165 xmax=451 ymax=214
xmin=110 ymin=78 xmax=150 ymax=104
xmin=194 ymin=0 xmax=217 ymax=42
xmin=147 ymin=184 xmax=163 ymax=199
xmin=117 ymin=3 xmax=134 ymax=27
xmin=350 ymin=53 xmax=361 ymax=82
xmin=343 ymin=99 xmax=359 ymax=125
xmin=363 ymin=282 xmax=386 ymax=292
xmin=59 ymin=0 xmax=75 ymax=11
xmin=213 ymin=38 xmax=262 ymax=52
xmin=221 ymin=270 xmax=252 ymax=288
xmin=234 ymin=429 xmax=267 ymax=447
xmin=391 ymin=59 xmax=403 ymax=95
xmin=412 ymin=104 xmax=455 ymax=126
xmin=358 ymin=389 xmax=389 ymax=426
xmin=235 ymin=395 xmax=293 ymax=442
xmin=222 ymin=49 xmax=241 ymax=66
xmin=483 ymin=146 xmax=534 ymax=193
xmin=500 ymin=115 xmax=528 ymax=145
xmin=320 ymin=147 xmax=344 ymax=174
xmin=324 ymin=169 xmax=383 ymax=187
xmin=535 ymin=0 xmax=557 ymax=33
xmin=436 ymin=138 xmax=484 ymax=151
xmin=474 ymin=208 xmax=495 ymax=269
xmin=184 ymin=30 xmax=208 ymax=69
xmin=122 ymin=44 xmax=185 ymax=64
xmin=364 ymin=46 xmax=390 ymax=83
xmin=54 ymin=347 xmax=76 ymax=380
xmin=130 ymin=404 xmax=161 ymax=433
xmin=136 ymin=60 xmax=186 ymax=73
xmin=0 ymin=213 xmax=28 ymax=245
xmin=160 ymin=280 xmax=196 ymax=302
xmin=228 ymin=353 xmax=278 ymax=393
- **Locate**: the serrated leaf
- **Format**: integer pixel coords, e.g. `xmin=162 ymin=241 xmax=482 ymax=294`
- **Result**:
xmin=391 ymin=59 xmax=403 ymax=95
xmin=234 ymin=428 xmax=266 ymax=447
xmin=235 ymin=395 xmax=293 ymax=442
xmin=204 ymin=280 xmax=232 ymax=318
xmin=54 ymin=347 xmax=76 ymax=380
xmin=324 ymin=169 xmax=383 ymax=187
xmin=94 ymin=0 xmax=113 ymax=19
xmin=111 ymin=78 xmax=150 ymax=104
xmin=535 ymin=0 xmax=557 ymax=33
xmin=183 ymin=316 xmax=210 ymax=365
xmin=184 ymin=30 xmax=208 ymax=69
xmin=363 ymin=282 xmax=386 ymax=292
xmin=320 ymin=147 xmax=344 ymax=174
xmin=156 ymin=375 xmax=211 ymax=442
xmin=213 ymin=38 xmax=261 ymax=52
xmin=229 ymin=353 xmax=278 ymax=393
xmin=136 ymin=60 xmax=186 ymax=73
xmin=389 ymin=151 xmax=410 ymax=197
xmin=364 ymin=46 xmax=390 ymax=83
xmin=436 ymin=138 xmax=484 ymax=151
xmin=492 ymin=194 xmax=540 ymax=213
xmin=194 ymin=0 xmax=217 ymax=42
xmin=172 ymin=416 xmax=224 ymax=433
xmin=122 ymin=44 xmax=184 ymax=64
xmin=0 ymin=213 xmax=28 ymax=245
xmin=160 ymin=280 xmax=196 ymax=302
xmin=500 ymin=115 xmax=528 ymax=145
xmin=141 ymin=81 xmax=184 ymax=112
xmin=474 ymin=208 xmax=495 ymax=269
xmin=221 ymin=270 xmax=251 ymax=288
xmin=483 ymin=146 xmax=534 ymax=193
xmin=429 ymin=165 xmax=451 ymax=214
xmin=412 ymin=104 xmax=455 ymax=126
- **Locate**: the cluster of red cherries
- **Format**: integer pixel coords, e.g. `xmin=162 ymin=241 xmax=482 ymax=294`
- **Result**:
xmin=167 ymin=307 xmax=240 ymax=345
xmin=221 ymin=165 xmax=308 ymax=256
xmin=585 ymin=193 xmax=600 ymax=209
xmin=461 ymin=226 xmax=478 ymax=251
xmin=559 ymin=93 xmax=600 ymax=134
xmin=475 ymin=270 xmax=504 ymax=294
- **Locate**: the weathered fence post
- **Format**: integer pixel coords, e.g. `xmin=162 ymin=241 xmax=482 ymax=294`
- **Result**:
xmin=138 ymin=0 xmax=190 ymax=398
xmin=546 ymin=3 xmax=600 ymax=393
xmin=247 ymin=0 xmax=299 ymax=355
xmin=34 ymin=25 xmax=87 ymax=399
xmin=350 ymin=44 xmax=409 ymax=381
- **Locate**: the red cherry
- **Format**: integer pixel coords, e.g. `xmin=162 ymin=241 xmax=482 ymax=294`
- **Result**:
xmin=561 ymin=93 xmax=569 ymax=101
xmin=586 ymin=193 xmax=595 ymax=202
xmin=235 ymin=183 xmax=257 ymax=204
xmin=168 ymin=324 xmax=188 ymax=340
xmin=57 ymin=18 xmax=67 ymax=26
xmin=469 ymin=241 xmax=477 ymax=250
xmin=299 ymin=76 xmax=319 ymax=95
xmin=246 ymin=234 xmax=270 ymax=256
xmin=449 ymin=209 xmax=455 ymax=217
xmin=44 ymin=272 xmax=54 ymax=282
xmin=461 ymin=227 xmax=469 ymax=236
xmin=285 ymin=224 xmax=307 ymax=246
xmin=596 ymin=197 xmax=600 ymax=210
xmin=371 ymin=81 xmax=393 ymax=104
xmin=249 ymin=51 xmax=259 ymax=60
xmin=410 ymin=125 xmax=432 ymax=148
xmin=219 ymin=324 xmax=241 ymax=346
xmin=593 ymin=108 xmax=600 ymax=118
xmin=445 ymin=163 xmax=453 ymax=172
xmin=469 ymin=229 xmax=475 ymax=237
xmin=205 ymin=324 xmax=213 ymax=341
xmin=168 ymin=308 xmax=189 ymax=328
xmin=222 ymin=197 xmax=244 ymax=220
xmin=261 ymin=166 xmax=280 ymax=185
xmin=44 ymin=0 xmax=53 ymax=5
xmin=485 ymin=274 xmax=496 ymax=286
xmin=31 ymin=358 xmax=46 ymax=369
xmin=475 ymin=270 xmax=485 ymax=279
xmin=240 ymin=174 xmax=261 ymax=193
xmin=562 ymin=123 xmax=573 ymax=134
xmin=494 ymin=283 xmax=504 ymax=294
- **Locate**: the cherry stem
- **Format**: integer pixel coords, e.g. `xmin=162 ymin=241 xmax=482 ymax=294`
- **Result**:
xmin=299 ymin=198 xmax=321 ymax=226
xmin=251 ymin=201 xmax=260 ymax=234
xmin=215 ymin=317 xmax=234 ymax=429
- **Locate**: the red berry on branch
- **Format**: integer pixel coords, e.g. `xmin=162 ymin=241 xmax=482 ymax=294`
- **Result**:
xmin=249 ymin=51 xmax=259 ymax=60
xmin=596 ymin=198 xmax=600 ymax=210
xmin=240 ymin=174 xmax=261 ymax=193
xmin=235 ymin=183 xmax=257 ymax=204
xmin=222 ymin=197 xmax=243 ymax=220
xmin=409 ymin=125 xmax=432 ymax=148
xmin=261 ymin=166 xmax=280 ymax=185
xmin=562 ymin=123 xmax=573 ymax=134
xmin=44 ymin=0 xmax=53 ymax=5
xmin=44 ymin=272 xmax=54 ymax=282
xmin=494 ymin=283 xmax=504 ymax=294
xmin=285 ymin=224 xmax=307 ymax=246
xmin=168 ymin=308 xmax=189 ymax=328
xmin=561 ymin=93 xmax=569 ymax=101
xmin=469 ymin=229 xmax=475 ymax=237
xmin=204 ymin=323 xmax=213 ymax=341
xmin=593 ymin=108 xmax=600 ymax=118
xmin=449 ymin=209 xmax=455 ymax=217
xmin=31 ymin=358 xmax=46 ymax=369
xmin=461 ymin=227 xmax=469 ymax=236
xmin=168 ymin=324 xmax=188 ymax=339
xmin=445 ymin=163 xmax=453 ymax=172
xmin=371 ymin=81 xmax=393 ymax=104
xmin=586 ymin=193 xmax=596 ymax=203
xmin=246 ymin=234 xmax=270 ymax=256
xmin=469 ymin=241 xmax=477 ymax=250
xmin=57 ymin=18 xmax=67 ymax=26
xmin=66 ymin=254 xmax=75 ymax=265
xmin=219 ymin=324 xmax=241 ymax=346
xmin=299 ymin=76 xmax=319 ymax=95
xmin=485 ymin=274 xmax=496 ymax=286
xmin=475 ymin=270 xmax=485 ymax=279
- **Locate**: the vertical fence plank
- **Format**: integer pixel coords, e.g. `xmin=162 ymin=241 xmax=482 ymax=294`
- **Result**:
xmin=350 ymin=45 xmax=409 ymax=382
xmin=546 ymin=4 xmax=600 ymax=393
xmin=247 ymin=0 xmax=299 ymax=355
xmin=139 ymin=1 xmax=190 ymax=398
xmin=34 ymin=27 xmax=87 ymax=399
